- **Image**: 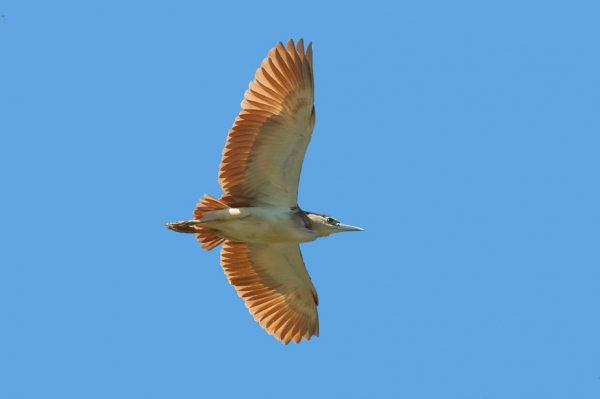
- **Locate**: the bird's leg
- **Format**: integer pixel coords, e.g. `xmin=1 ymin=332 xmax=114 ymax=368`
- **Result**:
xmin=165 ymin=220 xmax=218 ymax=234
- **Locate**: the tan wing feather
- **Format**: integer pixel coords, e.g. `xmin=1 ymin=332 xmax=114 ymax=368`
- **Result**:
xmin=218 ymin=39 xmax=315 ymax=207
xmin=220 ymin=241 xmax=319 ymax=344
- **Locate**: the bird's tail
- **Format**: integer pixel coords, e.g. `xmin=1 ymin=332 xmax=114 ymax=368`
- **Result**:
xmin=192 ymin=194 xmax=229 ymax=251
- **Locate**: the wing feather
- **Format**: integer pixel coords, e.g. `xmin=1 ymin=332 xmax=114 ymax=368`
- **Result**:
xmin=220 ymin=241 xmax=319 ymax=344
xmin=218 ymin=39 xmax=315 ymax=207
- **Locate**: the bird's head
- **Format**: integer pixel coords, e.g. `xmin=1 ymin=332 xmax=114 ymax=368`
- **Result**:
xmin=304 ymin=212 xmax=363 ymax=237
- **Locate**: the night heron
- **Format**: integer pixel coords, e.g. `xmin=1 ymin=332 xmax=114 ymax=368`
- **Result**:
xmin=167 ymin=39 xmax=362 ymax=344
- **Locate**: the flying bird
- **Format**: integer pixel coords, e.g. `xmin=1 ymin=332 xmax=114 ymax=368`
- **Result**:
xmin=166 ymin=39 xmax=362 ymax=344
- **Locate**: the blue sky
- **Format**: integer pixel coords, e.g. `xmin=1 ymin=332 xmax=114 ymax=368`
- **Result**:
xmin=1 ymin=1 xmax=599 ymax=398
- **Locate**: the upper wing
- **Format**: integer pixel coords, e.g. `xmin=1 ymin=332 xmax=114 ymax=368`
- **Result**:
xmin=218 ymin=39 xmax=315 ymax=207
xmin=220 ymin=241 xmax=319 ymax=344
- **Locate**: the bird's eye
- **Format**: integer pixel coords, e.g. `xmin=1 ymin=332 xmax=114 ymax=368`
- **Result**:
xmin=326 ymin=217 xmax=338 ymax=225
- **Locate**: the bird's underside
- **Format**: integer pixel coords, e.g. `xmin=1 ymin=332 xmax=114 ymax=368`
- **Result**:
xmin=167 ymin=39 xmax=361 ymax=344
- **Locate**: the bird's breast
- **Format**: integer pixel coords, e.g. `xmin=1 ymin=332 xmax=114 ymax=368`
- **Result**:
xmin=199 ymin=207 xmax=317 ymax=244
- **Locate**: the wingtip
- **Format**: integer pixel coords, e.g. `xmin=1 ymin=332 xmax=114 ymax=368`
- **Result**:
xmin=281 ymin=38 xmax=311 ymax=54
xmin=286 ymin=38 xmax=295 ymax=51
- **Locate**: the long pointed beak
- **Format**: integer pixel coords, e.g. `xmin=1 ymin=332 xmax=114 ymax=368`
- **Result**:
xmin=337 ymin=223 xmax=363 ymax=232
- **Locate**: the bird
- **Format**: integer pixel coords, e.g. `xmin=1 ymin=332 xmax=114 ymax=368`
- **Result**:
xmin=166 ymin=39 xmax=362 ymax=344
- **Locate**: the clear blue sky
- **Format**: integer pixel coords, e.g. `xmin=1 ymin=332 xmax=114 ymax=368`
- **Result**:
xmin=1 ymin=1 xmax=599 ymax=398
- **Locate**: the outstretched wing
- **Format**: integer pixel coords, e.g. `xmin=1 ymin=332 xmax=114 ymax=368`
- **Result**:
xmin=220 ymin=241 xmax=319 ymax=344
xmin=218 ymin=39 xmax=315 ymax=207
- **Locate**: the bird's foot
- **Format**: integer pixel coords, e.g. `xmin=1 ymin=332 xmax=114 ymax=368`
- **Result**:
xmin=165 ymin=220 xmax=204 ymax=234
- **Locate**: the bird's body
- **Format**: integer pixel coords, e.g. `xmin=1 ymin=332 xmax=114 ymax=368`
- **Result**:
xmin=167 ymin=39 xmax=361 ymax=344
xmin=187 ymin=206 xmax=318 ymax=244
